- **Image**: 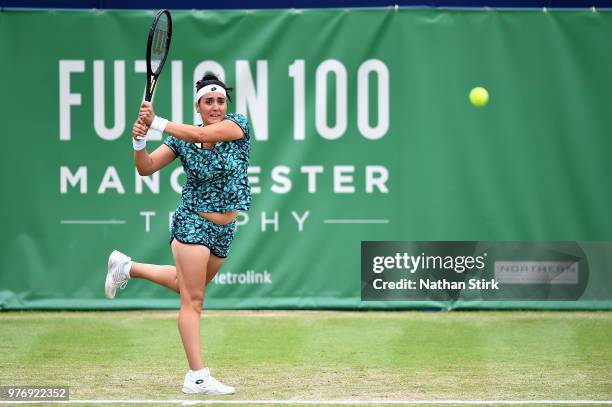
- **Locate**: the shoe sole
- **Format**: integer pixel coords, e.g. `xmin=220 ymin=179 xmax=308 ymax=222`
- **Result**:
xmin=182 ymin=386 xmax=235 ymax=395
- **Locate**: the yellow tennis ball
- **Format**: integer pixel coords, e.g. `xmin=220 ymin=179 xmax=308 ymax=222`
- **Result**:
xmin=469 ymin=86 xmax=489 ymax=107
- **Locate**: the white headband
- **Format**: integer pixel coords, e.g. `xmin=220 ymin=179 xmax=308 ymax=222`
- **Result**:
xmin=194 ymin=84 xmax=227 ymax=102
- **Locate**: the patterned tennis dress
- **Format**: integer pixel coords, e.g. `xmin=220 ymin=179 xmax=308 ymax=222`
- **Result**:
xmin=163 ymin=113 xmax=251 ymax=258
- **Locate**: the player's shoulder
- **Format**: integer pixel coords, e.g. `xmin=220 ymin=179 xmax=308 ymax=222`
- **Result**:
xmin=224 ymin=112 xmax=248 ymax=125
xmin=224 ymin=113 xmax=250 ymax=138
xmin=163 ymin=135 xmax=186 ymax=153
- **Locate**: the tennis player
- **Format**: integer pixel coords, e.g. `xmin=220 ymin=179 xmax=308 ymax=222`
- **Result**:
xmin=104 ymin=73 xmax=250 ymax=395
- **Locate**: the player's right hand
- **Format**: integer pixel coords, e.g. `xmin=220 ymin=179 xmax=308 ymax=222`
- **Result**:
xmin=139 ymin=101 xmax=155 ymax=126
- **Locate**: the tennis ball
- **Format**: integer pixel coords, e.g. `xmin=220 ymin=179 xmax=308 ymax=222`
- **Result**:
xmin=469 ymin=86 xmax=489 ymax=107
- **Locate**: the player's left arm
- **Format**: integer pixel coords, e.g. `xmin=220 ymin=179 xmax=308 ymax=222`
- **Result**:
xmin=138 ymin=101 xmax=244 ymax=143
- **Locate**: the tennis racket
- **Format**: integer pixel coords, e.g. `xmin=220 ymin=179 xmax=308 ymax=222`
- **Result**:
xmin=136 ymin=9 xmax=172 ymax=140
xmin=145 ymin=9 xmax=172 ymax=102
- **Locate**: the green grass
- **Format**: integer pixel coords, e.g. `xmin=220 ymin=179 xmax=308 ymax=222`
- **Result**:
xmin=0 ymin=311 xmax=611 ymax=406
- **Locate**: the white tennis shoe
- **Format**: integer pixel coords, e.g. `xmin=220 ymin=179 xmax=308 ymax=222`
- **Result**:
xmin=182 ymin=367 xmax=236 ymax=395
xmin=105 ymin=250 xmax=132 ymax=299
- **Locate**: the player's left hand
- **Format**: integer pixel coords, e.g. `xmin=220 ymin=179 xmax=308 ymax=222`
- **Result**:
xmin=138 ymin=101 xmax=155 ymax=126
xmin=132 ymin=118 xmax=149 ymax=139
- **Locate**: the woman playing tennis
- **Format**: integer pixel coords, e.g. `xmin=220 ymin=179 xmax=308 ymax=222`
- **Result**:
xmin=104 ymin=72 xmax=250 ymax=395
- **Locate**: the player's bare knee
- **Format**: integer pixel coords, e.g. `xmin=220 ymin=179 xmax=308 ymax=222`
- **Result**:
xmin=180 ymin=300 xmax=203 ymax=314
xmin=181 ymin=292 xmax=203 ymax=310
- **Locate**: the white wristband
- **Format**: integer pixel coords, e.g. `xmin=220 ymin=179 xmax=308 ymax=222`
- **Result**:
xmin=133 ymin=137 xmax=146 ymax=151
xmin=150 ymin=116 xmax=168 ymax=132
xmin=146 ymin=126 xmax=163 ymax=140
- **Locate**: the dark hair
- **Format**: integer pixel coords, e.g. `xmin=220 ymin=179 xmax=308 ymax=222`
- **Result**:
xmin=195 ymin=72 xmax=233 ymax=103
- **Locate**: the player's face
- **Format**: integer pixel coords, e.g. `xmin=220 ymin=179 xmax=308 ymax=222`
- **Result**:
xmin=196 ymin=92 xmax=227 ymax=125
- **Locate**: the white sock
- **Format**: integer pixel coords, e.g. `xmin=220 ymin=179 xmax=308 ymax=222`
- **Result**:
xmin=122 ymin=261 xmax=133 ymax=279
xmin=191 ymin=367 xmax=210 ymax=377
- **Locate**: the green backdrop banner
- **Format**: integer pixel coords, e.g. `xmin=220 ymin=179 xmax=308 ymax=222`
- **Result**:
xmin=1 ymin=8 xmax=611 ymax=310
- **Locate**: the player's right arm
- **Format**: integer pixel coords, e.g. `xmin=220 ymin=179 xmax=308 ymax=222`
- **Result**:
xmin=132 ymin=119 xmax=176 ymax=176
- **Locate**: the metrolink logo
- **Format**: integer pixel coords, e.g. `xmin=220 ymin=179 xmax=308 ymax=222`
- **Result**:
xmin=372 ymin=252 xmax=488 ymax=274
xmin=212 ymin=270 xmax=272 ymax=285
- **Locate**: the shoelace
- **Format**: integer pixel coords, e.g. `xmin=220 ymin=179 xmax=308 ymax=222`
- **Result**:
xmin=208 ymin=377 xmax=221 ymax=386
xmin=208 ymin=376 xmax=231 ymax=390
xmin=112 ymin=263 xmax=128 ymax=289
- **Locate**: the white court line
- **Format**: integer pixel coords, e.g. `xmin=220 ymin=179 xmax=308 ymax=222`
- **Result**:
xmin=60 ymin=220 xmax=127 ymax=225
xmin=2 ymin=400 xmax=612 ymax=405
xmin=323 ymin=219 xmax=390 ymax=224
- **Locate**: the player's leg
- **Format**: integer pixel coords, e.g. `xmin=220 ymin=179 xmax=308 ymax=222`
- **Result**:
xmin=171 ymin=238 xmax=209 ymax=371
xmin=105 ymin=250 xmax=179 ymax=298
xmin=128 ymin=252 xmax=224 ymax=291
xmin=130 ymin=262 xmax=179 ymax=293
xmin=117 ymin=250 xmax=224 ymax=293
xmin=172 ymin=238 xmax=235 ymax=395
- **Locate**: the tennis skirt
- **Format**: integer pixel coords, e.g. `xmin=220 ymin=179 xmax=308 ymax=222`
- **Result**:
xmin=170 ymin=205 xmax=237 ymax=258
